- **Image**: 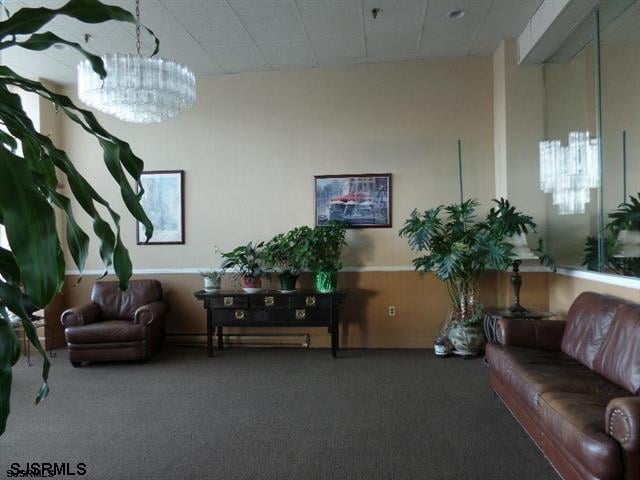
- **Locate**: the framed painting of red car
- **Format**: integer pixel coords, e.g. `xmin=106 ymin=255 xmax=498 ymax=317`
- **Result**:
xmin=314 ymin=174 xmax=392 ymax=228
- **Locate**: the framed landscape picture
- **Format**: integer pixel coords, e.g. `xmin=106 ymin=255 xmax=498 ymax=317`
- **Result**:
xmin=314 ymin=173 xmax=392 ymax=228
xmin=137 ymin=170 xmax=185 ymax=245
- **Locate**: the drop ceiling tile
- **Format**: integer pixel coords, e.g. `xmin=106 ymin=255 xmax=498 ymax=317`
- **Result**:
xmin=237 ymin=8 xmax=307 ymax=43
xmin=487 ymin=0 xmax=543 ymax=21
xmin=366 ymin=31 xmax=419 ymax=60
xmin=419 ymin=29 xmax=476 ymax=57
xmin=207 ymin=44 xmax=269 ymax=73
xmin=298 ymin=2 xmax=362 ymax=39
xmin=258 ymin=40 xmax=316 ymax=69
xmin=311 ymin=35 xmax=365 ymax=61
xmin=228 ymin=0 xmax=296 ymax=15
xmin=363 ymin=0 xmax=428 ymax=35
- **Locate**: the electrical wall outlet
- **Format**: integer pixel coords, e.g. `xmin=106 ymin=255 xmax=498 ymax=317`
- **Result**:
xmin=388 ymin=306 xmax=396 ymax=317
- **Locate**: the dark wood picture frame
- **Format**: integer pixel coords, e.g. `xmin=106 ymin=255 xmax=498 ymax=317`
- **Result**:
xmin=136 ymin=170 xmax=185 ymax=245
xmin=314 ymin=173 xmax=392 ymax=228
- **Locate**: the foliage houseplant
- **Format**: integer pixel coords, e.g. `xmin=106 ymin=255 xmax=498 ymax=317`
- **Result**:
xmin=399 ymin=198 xmax=547 ymax=355
xmin=219 ymin=242 xmax=265 ymax=292
xmin=261 ymin=226 xmax=313 ymax=292
xmin=308 ymin=222 xmax=348 ymax=293
xmin=0 ymin=0 xmax=160 ymax=435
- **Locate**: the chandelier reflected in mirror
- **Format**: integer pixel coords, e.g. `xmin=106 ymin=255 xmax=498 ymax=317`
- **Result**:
xmin=77 ymin=0 xmax=195 ymax=123
xmin=539 ymin=132 xmax=600 ymax=215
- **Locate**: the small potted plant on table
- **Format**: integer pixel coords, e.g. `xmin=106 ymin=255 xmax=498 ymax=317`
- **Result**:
xmin=261 ymin=226 xmax=313 ymax=292
xmin=219 ymin=241 xmax=265 ymax=293
xmin=200 ymin=270 xmax=222 ymax=292
xmin=309 ymin=222 xmax=348 ymax=293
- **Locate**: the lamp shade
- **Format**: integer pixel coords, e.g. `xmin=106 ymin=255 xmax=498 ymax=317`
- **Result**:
xmin=506 ymin=233 xmax=538 ymax=260
xmin=613 ymin=230 xmax=640 ymax=258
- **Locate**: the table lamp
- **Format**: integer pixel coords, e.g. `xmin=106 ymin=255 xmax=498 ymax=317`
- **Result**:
xmin=506 ymin=233 xmax=538 ymax=314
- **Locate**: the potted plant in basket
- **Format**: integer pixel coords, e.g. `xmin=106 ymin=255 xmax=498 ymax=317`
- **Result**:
xmin=399 ymin=198 xmax=548 ymax=356
xmin=308 ymin=222 xmax=348 ymax=293
xmin=218 ymin=241 xmax=265 ymax=293
xmin=261 ymin=226 xmax=313 ymax=292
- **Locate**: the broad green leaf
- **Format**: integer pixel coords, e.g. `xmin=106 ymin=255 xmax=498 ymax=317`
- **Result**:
xmin=0 ymin=308 xmax=21 ymax=435
xmin=0 ymin=147 xmax=64 ymax=307
xmin=0 ymin=248 xmax=20 ymax=285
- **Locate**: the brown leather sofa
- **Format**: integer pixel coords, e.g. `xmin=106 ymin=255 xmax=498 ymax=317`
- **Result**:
xmin=60 ymin=280 xmax=168 ymax=366
xmin=486 ymin=292 xmax=640 ymax=480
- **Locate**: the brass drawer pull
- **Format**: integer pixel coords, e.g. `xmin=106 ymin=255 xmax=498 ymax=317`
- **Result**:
xmin=223 ymin=297 xmax=234 ymax=306
xmin=296 ymin=309 xmax=306 ymax=320
xmin=265 ymin=296 xmax=275 ymax=306
xmin=235 ymin=310 xmax=245 ymax=320
xmin=305 ymin=296 xmax=316 ymax=307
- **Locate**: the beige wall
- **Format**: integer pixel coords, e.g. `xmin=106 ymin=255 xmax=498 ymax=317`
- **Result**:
xmin=60 ymin=58 xmax=495 ymax=272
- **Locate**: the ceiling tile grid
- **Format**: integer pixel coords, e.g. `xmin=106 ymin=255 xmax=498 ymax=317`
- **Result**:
xmin=1 ymin=0 xmax=545 ymax=84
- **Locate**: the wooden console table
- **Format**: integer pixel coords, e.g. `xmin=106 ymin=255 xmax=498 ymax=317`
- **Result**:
xmin=193 ymin=290 xmax=345 ymax=358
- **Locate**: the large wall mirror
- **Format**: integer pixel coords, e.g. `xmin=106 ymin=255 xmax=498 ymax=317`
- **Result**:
xmin=541 ymin=0 xmax=640 ymax=278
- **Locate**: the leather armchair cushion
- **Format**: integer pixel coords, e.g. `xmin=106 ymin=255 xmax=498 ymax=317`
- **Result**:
xmin=538 ymin=391 xmax=624 ymax=480
xmin=561 ymin=292 xmax=630 ymax=369
xmin=91 ymin=280 xmax=163 ymax=320
xmin=486 ymin=345 xmax=630 ymax=411
xmin=593 ymin=304 xmax=640 ymax=395
xmin=65 ymin=320 xmax=146 ymax=344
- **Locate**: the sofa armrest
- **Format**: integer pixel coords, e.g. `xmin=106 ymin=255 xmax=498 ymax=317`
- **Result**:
xmin=61 ymin=302 xmax=101 ymax=328
xmin=133 ymin=301 xmax=168 ymax=326
xmin=607 ymin=397 xmax=640 ymax=451
xmin=496 ymin=318 xmax=566 ymax=350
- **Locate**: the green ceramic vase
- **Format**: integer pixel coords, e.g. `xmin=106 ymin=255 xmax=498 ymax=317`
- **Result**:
xmin=278 ymin=271 xmax=299 ymax=292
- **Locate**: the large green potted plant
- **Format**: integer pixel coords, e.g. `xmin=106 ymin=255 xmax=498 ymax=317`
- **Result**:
xmin=399 ymin=199 xmax=544 ymax=355
xmin=308 ymin=222 xmax=348 ymax=293
xmin=219 ymin=242 xmax=265 ymax=293
xmin=0 ymin=0 xmax=159 ymax=435
xmin=261 ymin=226 xmax=313 ymax=292
xmin=583 ymin=193 xmax=640 ymax=277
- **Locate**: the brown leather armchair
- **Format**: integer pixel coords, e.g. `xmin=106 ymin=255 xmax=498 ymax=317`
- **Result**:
xmin=60 ymin=280 xmax=168 ymax=367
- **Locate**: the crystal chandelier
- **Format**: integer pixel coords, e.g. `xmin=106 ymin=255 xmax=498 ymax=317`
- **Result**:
xmin=539 ymin=131 xmax=600 ymax=215
xmin=77 ymin=0 xmax=195 ymax=123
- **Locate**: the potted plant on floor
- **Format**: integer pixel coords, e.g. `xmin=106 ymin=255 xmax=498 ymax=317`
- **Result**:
xmin=261 ymin=226 xmax=313 ymax=292
xmin=399 ymin=199 xmax=543 ymax=356
xmin=219 ymin=241 xmax=265 ymax=293
xmin=308 ymin=222 xmax=348 ymax=293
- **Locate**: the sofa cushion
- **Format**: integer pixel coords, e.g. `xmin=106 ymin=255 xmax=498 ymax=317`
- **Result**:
xmin=593 ymin=304 xmax=640 ymax=395
xmin=65 ymin=320 xmax=146 ymax=344
xmin=538 ymin=391 xmax=624 ymax=480
xmin=486 ymin=345 xmax=630 ymax=410
xmin=91 ymin=280 xmax=163 ymax=320
xmin=561 ymin=292 xmax=628 ymax=369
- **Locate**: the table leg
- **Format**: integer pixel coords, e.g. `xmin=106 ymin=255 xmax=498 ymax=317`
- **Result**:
xmin=331 ymin=309 xmax=339 ymax=358
xmin=217 ymin=326 xmax=224 ymax=350
xmin=206 ymin=309 xmax=213 ymax=358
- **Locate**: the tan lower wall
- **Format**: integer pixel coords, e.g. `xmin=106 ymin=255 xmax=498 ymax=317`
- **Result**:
xmin=57 ymin=271 xmax=502 ymax=349
xmin=548 ymin=273 xmax=640 ymax=317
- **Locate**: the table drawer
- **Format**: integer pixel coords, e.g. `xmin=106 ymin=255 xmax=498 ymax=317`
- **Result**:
xmin=215 ymin=309 xmax=273 ymax=322
xmin=290 ymin=295 xmax=332 ymax=309
xmin=210 ymin=295 xmax=249 ymax=309
xmin=249 ymin=295 xmax=290 ymax=309
xmin=273 ymin=308 xmax=330 ymax=322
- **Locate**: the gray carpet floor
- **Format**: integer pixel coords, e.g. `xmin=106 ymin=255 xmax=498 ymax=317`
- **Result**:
xmin=1 ymin=347 xmax=558 ymax=480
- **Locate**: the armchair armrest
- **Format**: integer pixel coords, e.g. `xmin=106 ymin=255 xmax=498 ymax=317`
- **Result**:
xmin=61 ymin=302 xmax=101 ymax=328
xmin=133 ymin=300 xmax=168 ymax=326
xmin=496 ymin=318 xmax=566 ymax=350
xmin=606 ymin=397 xmax=640 ymax=479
